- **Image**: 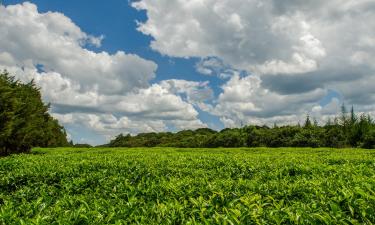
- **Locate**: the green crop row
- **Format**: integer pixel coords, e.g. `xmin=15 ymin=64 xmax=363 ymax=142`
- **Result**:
xmin=1 ymin=147 xmax=375 ymax=224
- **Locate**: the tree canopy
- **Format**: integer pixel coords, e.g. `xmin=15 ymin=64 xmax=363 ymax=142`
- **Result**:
xmin=108 ymin=105 xmax=375 ymax=149
xmin=0 ymin=71 xmax=68 ymax=155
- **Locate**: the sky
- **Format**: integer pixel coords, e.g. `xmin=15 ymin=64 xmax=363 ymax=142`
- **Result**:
xmin=1 ymin=0 xmax=375 ymax=145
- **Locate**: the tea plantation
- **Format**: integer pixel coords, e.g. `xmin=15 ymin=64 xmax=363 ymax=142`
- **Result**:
xmin=1 ymin=147 xmax=375 ymax=224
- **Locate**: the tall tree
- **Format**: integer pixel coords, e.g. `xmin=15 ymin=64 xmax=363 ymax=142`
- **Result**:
xmin=350 ymin=106 xmax=357 ymax=125
xmin=0 ymin=71 xmax=68 ymax=155
xmin=341 ymin=103 xmax=348 ymax=126
xmin=304 ymin=115 xmax=312 ymax=128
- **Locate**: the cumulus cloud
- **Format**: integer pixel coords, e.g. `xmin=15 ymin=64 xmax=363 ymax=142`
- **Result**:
xmin=3 ymin=1 xmax=375 ymax=143
xmin=53 ymin=113 xmax=167 ymax=140
xmin=132 ymin=0 xmax=326 ymax=74
xmin=0 ymin=2 xmax=158 ymax=95
xmin=133 ymin=0 xmax=375 ymax=125
xmin=0 ymin=2 xmax=207 ymax=144
xmin=195 ymin=57 xmax=236 ymax=79
xmin=195 ymin=57 xmax=225 ymax=76
xmin=207 ymin=74 xmax=326 ymax=127
xmin=53 ymin=111 xmax=206 ymax=142
xmin=2 ymin=66 xmax=207 ymax=139
xmin=159 ymin=79 xmax=214 ymax=104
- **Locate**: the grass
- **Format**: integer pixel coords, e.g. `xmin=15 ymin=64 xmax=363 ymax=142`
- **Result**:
xmin=1 ymin=147 xmax=375 ymax=224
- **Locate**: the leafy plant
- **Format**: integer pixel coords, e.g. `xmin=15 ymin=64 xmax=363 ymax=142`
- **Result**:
xmin=1 ymin=147 xmax=375 ymax=224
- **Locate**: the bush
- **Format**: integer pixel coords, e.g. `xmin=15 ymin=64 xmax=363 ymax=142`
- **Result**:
xmin=362 ymin=129 xmax=375 ymax=149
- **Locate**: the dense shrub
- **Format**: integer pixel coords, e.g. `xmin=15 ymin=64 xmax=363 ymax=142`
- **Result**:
xmin=362 ymin=129 xmax=375 ymax=149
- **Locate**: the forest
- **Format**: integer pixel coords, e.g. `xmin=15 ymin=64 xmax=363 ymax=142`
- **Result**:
xmin=108 ymin=107 xmax=375 ymax=149
xmin=0 ymin=71 xmax=69 ymax=156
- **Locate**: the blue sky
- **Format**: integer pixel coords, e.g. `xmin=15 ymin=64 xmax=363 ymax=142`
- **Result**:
xmin=7 ymin=0 xmax=225 ymax=89
xmin=1 ymin=0 xmax=374 ymax=145
xmin=4 ymin=0 xmax=224 ymax=89
xmin=2 ymin=0 xmax=227 ymax=144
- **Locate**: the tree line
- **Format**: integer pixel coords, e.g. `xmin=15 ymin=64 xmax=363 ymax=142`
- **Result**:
xmin=108 ymin=106 xmax=375 ymax=149
xmin=0 ymin=71 xmax=69 ymax=155
xmin=2 ymin=70 xmax=375 ymax=154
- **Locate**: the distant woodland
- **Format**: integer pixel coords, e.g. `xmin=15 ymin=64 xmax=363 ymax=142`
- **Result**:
xmin=1 ymin=71 xmax=375 ymax=156
xmin=108 ymin=107 xmax=375 ymax=149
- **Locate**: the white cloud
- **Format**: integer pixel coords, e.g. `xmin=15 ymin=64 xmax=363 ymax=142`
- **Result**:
xmin=110 ymin=83 xmax=203 ymax=121
xmin=53 ymin=113 xmax=167 ymax=138
xmin=132 ymin=0 xmax=327 ymax=74
xmin=3 ymin=1 xmax=375 ymax=144
xmin=0 ymin=2 xmax=208 ymax=144
xmin=159 ymin=79 xmax=214 ymax=104
xmin=195 ymin=57 xmax=234 ymax=79
xmin=134 ymin=0 xmax=375 ymax=125
xmin=53 ymin=111 xmax=206 ymax=141
xmin=0 ymin=2 xmax=157 ymax=95
xmin=208 ymin=74 xmax=327 ymax=127
xmin=4 ymin=66 xmax=207 ymax=132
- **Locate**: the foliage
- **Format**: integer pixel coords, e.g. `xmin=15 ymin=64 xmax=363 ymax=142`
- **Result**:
xmin=109 ymin=106 xmax=375 ymax=149
xmin=362 ymin=129 xmax=375 ymax=149
xmin=1 ymin=147 xmax=375 ymax=224
xmin=72 ymin=143 xmax=93 ymax=148
xmin=0 ymin=71 xmax=68 ymax=155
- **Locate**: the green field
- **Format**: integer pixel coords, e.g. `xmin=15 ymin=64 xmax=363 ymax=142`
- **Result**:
xmin=1 ymin=148 xmax=375 ymax=224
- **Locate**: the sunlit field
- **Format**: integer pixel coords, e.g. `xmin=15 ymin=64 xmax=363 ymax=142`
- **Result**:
xmin=1 ymin=147 xmax=375 ymax=224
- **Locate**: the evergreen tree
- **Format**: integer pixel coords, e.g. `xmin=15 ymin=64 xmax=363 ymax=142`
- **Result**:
xmin=0 ymin=71 xmax=68 ymax=155
xmin=350 ymin=106 xmax=357 ymax=125
xmin=304 ymin=115 xmax=312 ymax=128
xmin=313 ymin=118 xmax=319 ymax=127
xmin=341 ymin=103 xmax=348 ymax=126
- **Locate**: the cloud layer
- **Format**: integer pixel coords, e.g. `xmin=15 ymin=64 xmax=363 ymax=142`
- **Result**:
xmin=134 ymin=0 xmax=375 ymax=126
xmin=2 ymin=1 xmax=375 ymax=144
xmin=0 ymin=3 xmax=208 ymax=143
